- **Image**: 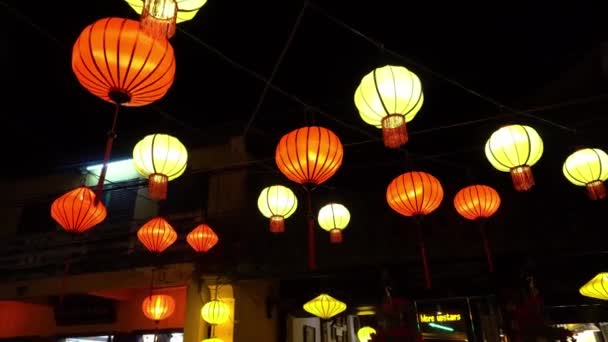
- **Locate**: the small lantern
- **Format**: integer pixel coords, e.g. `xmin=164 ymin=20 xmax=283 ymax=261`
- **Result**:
xmin=357 ymin=326 xmax=377 ymax=342
xmin=386 ymin=171 xmax=443 ymax=217
xmin=453 ymin=185 xmax=501 ymax=220
xmin=201 ymin=300 xmax=230 ymax=325
xmin=140 ymin=0 xmax=178 ymax=39
xmin=186 ymin=223 xmax=219 ymax=253
xmin=257 ymin=185 xmax=298 ymax=233
xmin=303 ymin=294 xmax=347 ymax=320
xmin=354 ymin=65 xmax=424 ymax=148
xmin=580 ymin=273 xmax=608 ymax=300
xmin=563 ymin=148 xmax=608 ymax=200
xmin=317 ymin=203 xmax=350 ymax=243
xmin=133 ymin=133 xmax=188 ymax=200
xmin=137 ymin=217 xmax=178 ymax=253
xmin=142 ymin=294 xmax=176 ymax=322
xmin=50 ymin=186 xmax=107 ymax=234
xmin=485 ymin=125 xmax=543 ymax=192
xmin=125 ymin=0 xmax=208 ymax=23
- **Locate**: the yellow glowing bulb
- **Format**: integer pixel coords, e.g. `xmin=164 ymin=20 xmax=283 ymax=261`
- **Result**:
xmin=133 ymin=133 xmax=188 ymax=180
xmin=563 ymin=148 xmax=608 ymax=186
xmin=357 ymin=326 xmax=377 ymax=342
xmin=201 ymin=300 xmax=230 ymax=325
xmin=303 ymin=294 xmax=347 ymax=319
xmin=257 ymin=185 xmax=298 ymax=219
xmin=485 ymin=125 xmax=543 ymax=171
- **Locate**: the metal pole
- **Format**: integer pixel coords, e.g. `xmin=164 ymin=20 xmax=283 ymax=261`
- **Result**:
xmin=466 ymin=297 xmax=477 ymax=342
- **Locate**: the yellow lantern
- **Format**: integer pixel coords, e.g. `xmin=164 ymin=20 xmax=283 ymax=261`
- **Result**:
xmin=303 ymin=294 xmax=347 ymax=320
xmin=485 ymin=125 xmax=543 ymax=192
xmin=317 ymin=203 xmax=350 ymax=244
xmin=357 ymin=326 xmax=377 ymax=342
xmin=580 ymin=273 xmax=608 ymax=300
xmin=133 ymin=133 xmax=188 ymax=200
xmin=124 ymin=0 xmax=207 ymax=23
xmin=354 ymin=65 xmax=424 ymax=149
xmin=201 ymin=300 xmax=230 ymax=325
xmin=563 ymin=148 xmax=608 ymax=200
xmin=257 ymin=185 xmax=298 ymax=233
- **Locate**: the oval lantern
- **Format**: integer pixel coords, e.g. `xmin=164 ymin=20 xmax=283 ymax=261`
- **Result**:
xmin=357 ymin=326 xmax=377 ymax=342
xmin=142 ymin=294 xmax=176 ymax=322
xmin=186 ymin=223 xmax=219 ymax=253
xmin=485 ymin=125 xmax=543 ymax=192
xmin=354 ymin=65 xmax=424 ymax=148
xmin=275 ymin=126 xmax=343 ymax=187
xmin=137 ymin=217 xmax=178 ymax=253
xmin=201 ymin=300 xmax=230 ymax=325
xmin=257 ymin=185 xmax=298 ymax=233
xmin=50 ymin=186 xmax=107 ymax=234
xmin=563 ymin=148 xmax=608 ymax=200
xmin=454 ymin=185 xmax=501 ymax=220
xmin=72 ymin=17 xmax=176 ymax=106
xmin=580 ymin=273 xmax=608 ymax=300
xmin=133 ymin=133 xmax=188 ymax=201
xmin=386 ymin=171 xmax=443 ymax=217
xmin=125 ymin=0 xmax=208 ymax=23
xmin=303 ymin=294 xmax=347 ymax=320
xmin=317 ymin=203 xmax=350 ymax=244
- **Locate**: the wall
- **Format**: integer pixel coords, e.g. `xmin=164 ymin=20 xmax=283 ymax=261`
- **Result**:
xmin=288 ymin=316 xmax=321 ymax=342
xmin=233 ymin=280 xmax=278 ymax=342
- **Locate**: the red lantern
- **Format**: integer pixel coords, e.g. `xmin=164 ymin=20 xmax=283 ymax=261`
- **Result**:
xmin=137 ymin=217 xmax=177 ymax=253
xmin=142 ymin=294 xmax=176 ymax=322
xmin=72 ymin=17 xmax=176 ymax=106
xmin=454 ymin=185 xmax=500 ymax=220
xmin=186 ymin=224 xmax=219 ymax=253
xmin=50 ymin=186 xmax=107 ymax=234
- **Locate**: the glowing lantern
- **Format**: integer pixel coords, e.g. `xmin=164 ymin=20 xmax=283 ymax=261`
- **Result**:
xmin=454 ymin=184 xmax=501 ymax=273
xmin=201 ymin=300 xmax=230 ymax=325
xmin=142 ymin=294 xmax=176 ymax=322
xmin=125 ymin=0 xmax=208 ymax=23
xmin=303 ymin=294 xmax=347 ymax=320
xmin=137 ymin=217 xmax=178 ymax=253
xmin=580 ymin=273 xmax=608 ymax=300
xmin=257 ymin=185 xmax=298 ymax=233
xmin=140 ymin=0 xmax=178 ymax=40
xmin=275 ymin=126 xmax=343 ymax=187
xmin=563 ymin=148 xmax=608 ymax=200
xmin=317 ymin=203 xmax=350 ymax=243
xmin=387 ymin=171 xmax=443 ymax=289
xmin=50 ymin=186 xmax=107 ymax=234
xmin=453 ymin=185 xmax=500 ymax=220
xmin=485 ymin=125 xmax=543 ymax=192
xmin=357 ymin=326 xmax=377 ymax=342
xmin=354 ymin=65 xmax=424 ymax=148
xmin=133 ymin=134 xmax=188 ymax=200
xmin=186 ymin=223 xmax=219 ymax=253
xmin=72 ymin=17 xmax=176 ymax=107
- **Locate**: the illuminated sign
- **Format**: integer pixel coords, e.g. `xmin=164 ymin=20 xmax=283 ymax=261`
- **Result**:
xmin=419 ymin=313 xmax=461 ymax=323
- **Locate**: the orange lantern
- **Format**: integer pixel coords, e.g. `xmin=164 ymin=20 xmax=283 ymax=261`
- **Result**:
xmin=386 ymin=171 xmax=443 ymax=289
xmin=72 ymin=17 xmax=176 ymax=107
xmin=186 ymin=224 xmax=219 ymax=253
xmin=50 ymin=186 xmax=107 ymax=234
xmin=275 ymin=126 xmax=343 ymax=187
xmin=454 ymin=185 xmax=501 ymax=272
xmin=142 ymin=294 xmax=176 ymax=322
xmin=137 ymin=217 xmax=178 ymax=253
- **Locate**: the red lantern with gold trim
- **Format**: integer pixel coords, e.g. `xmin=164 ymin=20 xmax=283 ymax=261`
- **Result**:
xmin=137 ymin=217 xmax=178 ymax=253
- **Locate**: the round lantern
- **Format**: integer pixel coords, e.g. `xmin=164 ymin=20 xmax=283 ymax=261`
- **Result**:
xmin=303 ymin=294 xmax=347 ymax=320
xmin=133 ymin=133 xmax=188 ymax=201
xmin=124 ymin=0 xmax=208 ymax=23
xmin=137 ymin=217 xmax=178 ymax=253
xmin=386 ymin=171 xmax=443 ymax=217
xmin=563 ymin=148 xmax=608 ymax=200
xmin=580 ymin=273 xmax=608 ymax=300
xmin=485 ymin=125 xmax=543 ymax=192
xmin=275 ymin=126 xmax=343 ymax=187
xmin=72 ymin=17 xmax=176 ymax=106
xmin=357 ymin=326 xmax=377 ymax=342
xmin=454 ymin=185 xmax=501 ymax=220
xmin=142 ymin=294 xmax=176 ymax=322
xmin=50 ymin=186 xmax=107 ymax=234
xmin=257 ymin=185 xmax=298 ymax=233
xmin=317 ymin=203 xmax=350 ymax=244
xmin=186 ymin=223 xmax=219 ymax=253
xmin=354 ymin=65 xmax=424 ymax=148
xmin=201 ymin=300 xmax=230 ymax=325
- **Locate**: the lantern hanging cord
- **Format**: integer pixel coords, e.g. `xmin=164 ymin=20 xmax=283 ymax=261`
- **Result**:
xmin=94 ymin=103 xmax=121 ymax=200
xmin=414 ymin=217 xmax=432 ymax=289
xmin=305 ymin=187 xmax=316 ymax=271
xmin=477 ymin=219 xmax=495 ymax=273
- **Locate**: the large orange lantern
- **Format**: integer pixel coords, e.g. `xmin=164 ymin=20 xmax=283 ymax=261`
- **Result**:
xmin=387 ymin=171 xmax=443 ymax=289
xmin=454 ymin=184 xmax=501 ymax=272
xmin=142 ymin=294 xmax=176 ymax=322
xmin=72 ymin=17 xmax=176 ymax=107
xmin=137 ymin=217 xmax=178 ymax=253
xmin=50 ymin=186 xmax=107 ymax=234
xmin=186 ymin=223 xmax=219 ymax=253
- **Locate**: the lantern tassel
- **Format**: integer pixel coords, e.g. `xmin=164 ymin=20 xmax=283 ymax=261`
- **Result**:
xmin=148 ymin=173 xmax=169 ymax=200
xmin=269 ymin=215 xmax=285 ymax=233
xmin=510 ymin=165 xmax=534 ymax=192
xmin=586 ymin=181 xmax=606 ymax=200
xmin=95 ymin=103 xmax=121 ymax=202
xmin=415 ymin=218 xmax=431 ymax=289
xmin=329 ymin=229 xmax=342 ymax=244
xmin=306 ymin=189 xmax=316 ymax=271
xmin=381 ymin=114 xmax=408 ymax=148
xmin=478 ymin=221 xmax=495 ymax=273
